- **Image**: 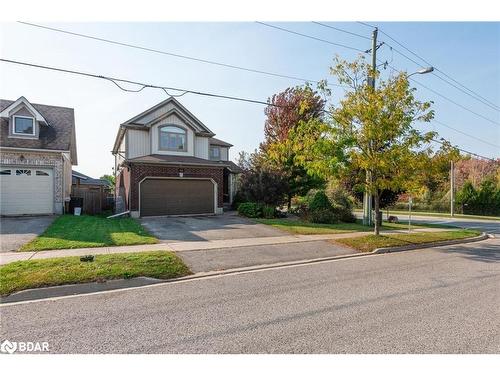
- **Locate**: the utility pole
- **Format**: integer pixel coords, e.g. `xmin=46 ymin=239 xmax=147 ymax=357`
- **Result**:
xmin=363 ymin=27 xmax=378 ymax=226
xmin=450 ymin=160 xmax=455 ymax=217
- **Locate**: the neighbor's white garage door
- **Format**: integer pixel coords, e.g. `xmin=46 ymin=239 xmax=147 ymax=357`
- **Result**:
xmin=0 ymin=167 xmax=54 ymax=215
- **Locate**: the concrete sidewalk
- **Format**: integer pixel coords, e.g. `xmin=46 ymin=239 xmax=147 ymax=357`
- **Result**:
xmin=0 ymin=227 xmax=450 ymax=265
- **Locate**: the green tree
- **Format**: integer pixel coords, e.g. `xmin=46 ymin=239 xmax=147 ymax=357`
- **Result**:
xmin=100 ymin=174 xmax=115 ymax=189
xmin=293 ymin=56 xmax=435 ymax=235
xmin=263 ymin=85 xmax=326 ymax=209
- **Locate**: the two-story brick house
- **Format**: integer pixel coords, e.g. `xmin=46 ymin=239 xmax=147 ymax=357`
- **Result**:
xmin=112 ymin=97 xmax=241 ymax=217
xmin=0 ymin=96 xmax=77 ymax=215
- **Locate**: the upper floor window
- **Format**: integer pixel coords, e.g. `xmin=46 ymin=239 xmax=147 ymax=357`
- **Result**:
xmin=13 ymin=116 xmax=35 ymax=135
xmin=159 ymin=125 xmax=187 ymax=151
xmin=210 ymin=146 xmax=220 ymax=160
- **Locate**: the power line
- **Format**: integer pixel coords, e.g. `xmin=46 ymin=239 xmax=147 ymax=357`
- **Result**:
xmin=430 ymin=138 xmax=496 ymax=161
xmin=384 ymin=43 xmax=500 ymax=112
xmin=311 ymin=22 xmax=371 ymax=40
xmin=0 ymin=58 xmax=278 ymax=107
xmin=408 ymin=74 xmax=500 ymax=126
xmin=357 ymin=21 xmax=500 ymax=111
xmin=378 ymin=28 xmax=500 ymax=111
xmin=256 ymin=22 xmax=367 ymax=53
xmin=433 ymin=119 xmax=500 ymax=149
xmin=3 ymin=57 xmax=496 ymax=161
xmin=17 ymin=21 xmax=342 ymax=88
xmin=260 ymin=21 xmax=500 ymax=126
xmin=383 ymin=63 xmax=500 ymax=127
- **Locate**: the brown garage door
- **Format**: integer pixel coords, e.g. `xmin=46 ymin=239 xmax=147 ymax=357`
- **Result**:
xmin=140 ymin=178 xmax=215 ymax=216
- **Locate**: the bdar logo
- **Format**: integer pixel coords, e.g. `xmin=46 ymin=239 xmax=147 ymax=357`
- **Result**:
xmin=0 ymin=340 xmax=17 ymax=354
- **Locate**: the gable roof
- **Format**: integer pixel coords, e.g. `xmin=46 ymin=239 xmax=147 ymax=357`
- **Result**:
xmin=113 ymin=97 xmax=216 ymax=154
xmin=0 ymin=96 xmax=49 ymax=124
xmin=209 ymin=137 xmax=233 ymax=147
xmin=0 ymin=97 xmax=78 ymax=164
xmin=122 ymin=97 xmax=214 ymax=135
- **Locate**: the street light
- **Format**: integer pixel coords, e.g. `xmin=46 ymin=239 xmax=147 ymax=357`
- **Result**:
xmin=407 ymin=67 xmax=434 ymax=78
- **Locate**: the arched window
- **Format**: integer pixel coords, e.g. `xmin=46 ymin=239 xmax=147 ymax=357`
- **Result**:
xmin=159 ymin=125 xmax=187 ymax=151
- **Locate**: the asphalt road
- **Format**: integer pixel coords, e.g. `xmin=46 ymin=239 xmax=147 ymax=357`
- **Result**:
xmin=1 ymin=236 xmax=498 ymax=354
xmin=387 ymin=213 xmax=500 ymax=237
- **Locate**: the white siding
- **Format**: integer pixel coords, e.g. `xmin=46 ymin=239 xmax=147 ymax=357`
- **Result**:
xmin=151 ymin=114 xmax=195 ymax=156
xmin=116 ymin=136 xmax=126 ymax=165
xmin=195 ymin=136 xmax=209 ymax=159
xmin=136 ymin=101 xmax=177 ymax=124
xmin=127 ymin=129 xmax=150 ymax=159
xmin=220 ymin=147 xmax=229 ymax=161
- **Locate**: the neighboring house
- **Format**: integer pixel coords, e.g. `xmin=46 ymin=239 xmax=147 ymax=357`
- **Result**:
xmin=71 ymin=170 xmax=112 ymax=214
xmin=112 ymin=97 xmax=242 ymax=217
xmin=72 ymin=170 xmax=112 ymax=191
xmin=0 ymin=96 xmax=77 ymax=215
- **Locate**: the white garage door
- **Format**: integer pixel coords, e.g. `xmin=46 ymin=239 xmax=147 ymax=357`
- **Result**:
xmin=0 ymin=167 xmax=54 ymax=215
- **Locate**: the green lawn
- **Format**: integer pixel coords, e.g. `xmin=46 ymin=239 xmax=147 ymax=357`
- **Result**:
xmin=0 ymin=251 xmax=191 ymax=296
xmin=335 ymin=229 xmax=481 ymax=253
xmin=255 ymin=218 xmax=455 ymax=235
xmin=19 ymin=215 xmax=158 ymax=251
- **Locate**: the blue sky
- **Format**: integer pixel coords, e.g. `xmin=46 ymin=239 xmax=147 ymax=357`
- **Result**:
xmin=1 ymin=21 xmax=499 ymax=177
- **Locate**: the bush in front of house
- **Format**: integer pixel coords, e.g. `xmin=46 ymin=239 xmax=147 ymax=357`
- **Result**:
xmin=237 ymin=202 xmax=262 ymax=218
xmin=299 ymin=188 xmax=357 ymax=224
xmin=237 ymin=202 xmax=281 ymax=219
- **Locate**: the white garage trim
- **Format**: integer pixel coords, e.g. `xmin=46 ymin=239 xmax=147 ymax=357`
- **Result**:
xmin=138 ymin=177 xmax=217 ymax=217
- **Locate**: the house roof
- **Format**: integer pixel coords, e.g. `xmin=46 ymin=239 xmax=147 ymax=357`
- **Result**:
xmin=0 ymin=97 xmax=77 ymax=164
xmin=72 ymin=170 xmax=111 ymax=187
xmin=127 ymin=154 xmax=243 ymax=173
xmin=209 ymin=138 xmax=233 ymax=147
xmin=113 ymin=97 xmax=218 ymax=154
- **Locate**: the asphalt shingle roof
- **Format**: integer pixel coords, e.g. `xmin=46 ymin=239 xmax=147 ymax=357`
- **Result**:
xmin=0 ymin=99 xmax=77 ymax=162
xmin=128 ymin=154 xmax=243 ymax=172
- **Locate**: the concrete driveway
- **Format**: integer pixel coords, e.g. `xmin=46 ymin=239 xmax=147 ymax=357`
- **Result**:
xmin=140 ymin=212 xmax=287 ymax=242
xmin=0 ymin=216 xmax=55 ymax=252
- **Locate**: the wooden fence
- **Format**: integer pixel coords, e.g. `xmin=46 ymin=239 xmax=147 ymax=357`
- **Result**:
xmin=71 ymin=188 xmax=103 ymax=215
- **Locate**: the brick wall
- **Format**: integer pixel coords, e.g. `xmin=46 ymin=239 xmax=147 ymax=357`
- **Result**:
xmin=129 ymin=163 xmax=224 ymax=211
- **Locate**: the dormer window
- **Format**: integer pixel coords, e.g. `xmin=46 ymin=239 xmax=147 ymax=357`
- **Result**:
xmin=13 ymin=115 xmax=35 ymax=135
xmin=210 ymin=146 xmax=220 ymax=160
xmin=159 ymin=125 xmax=187 ymax=151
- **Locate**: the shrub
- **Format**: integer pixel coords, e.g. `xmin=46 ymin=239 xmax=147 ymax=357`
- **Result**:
xmin=237 ymin=202 xmax=262 ymax=218
xmin=261 ymin=205 xmax=276 ymax=219
xmin=310 ymin=208 xmax=338 ymax=224
xmin=308 ymin=190 xmax=332 ymax=212
xmin=237 ymin=202 xmax=279 ymax=219
xmin=334 ymin=206 xmax=357 ymax=223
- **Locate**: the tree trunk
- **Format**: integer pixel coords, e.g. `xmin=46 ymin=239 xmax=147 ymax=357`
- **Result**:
xmin=374 ymin=190 xmax=380 ymax=235
xmin=287 ymin=195 xmax=292 ymax=211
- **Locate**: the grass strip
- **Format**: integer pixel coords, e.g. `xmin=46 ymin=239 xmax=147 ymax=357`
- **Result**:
xmin=0 ymin=251 xmax=191 ymax=296
xmin=20 ymin=215 xmax=158 ymax=251
xmin=334 ymin=230 xmax=481 ymax=253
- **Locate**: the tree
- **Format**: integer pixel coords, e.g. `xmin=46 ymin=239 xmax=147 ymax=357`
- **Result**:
xmin=100 ymin=174 xmax=115 ymax=189
xmin=293 ymin=56 xmax=435 ymax=235
xmin=262 ymin=85 xmax=326 ymax=208
xmin=235 ymin=150 xmax=288 ymax=207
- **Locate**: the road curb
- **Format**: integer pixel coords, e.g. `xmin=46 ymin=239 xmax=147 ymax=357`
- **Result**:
xmin=372 ymin=232 xmax=490 ymax=254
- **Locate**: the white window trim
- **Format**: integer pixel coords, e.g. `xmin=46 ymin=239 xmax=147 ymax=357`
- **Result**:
xmin=12 ymin=115 xmax=36 ymax=136
xmin=210 ymin=146 xmax=221 ymax=159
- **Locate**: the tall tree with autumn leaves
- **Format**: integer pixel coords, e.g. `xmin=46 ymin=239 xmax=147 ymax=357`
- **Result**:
xmin=291 ymin=56 xmax=436 ymax=234
xmin=262 ymin=85 xmax=326 ymax=209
